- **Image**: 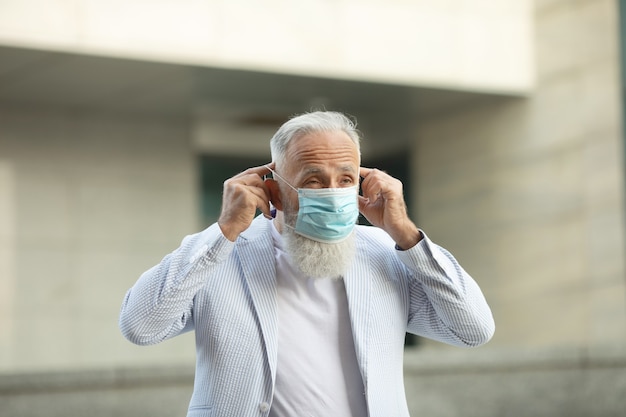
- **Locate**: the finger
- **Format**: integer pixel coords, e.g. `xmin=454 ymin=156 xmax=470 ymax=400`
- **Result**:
xmin=359 ymin=166 xmax=373 ymax=178
xmin=234 ymin=179 xmax=271 ymax=213
xmin=246 ymin=183 xmax=271 ymax=205
xmin=360 ymin=167 xmax=386 ymax=191
xmin=223 ymin=177 xmax=270 ymax=207
xmin=243 ymin=162 xmax=275 ymax=177
xmin=238 ymin=186 xmax=271 ymax=218
xmin=227 ymin=174 xmax=271 ymax=203
xmin=237 ymin=172 xmax=270 ymax=188
xmin=358 ymin=195 xmax=371 ymax=210
xmin=360 ymin=170 xmax=385 ymax=200
xmin=231 ymin=163 xmax=274 ymax=181
xmin=361 ymin=167 xmax=394 ymax=183
xmin=254 ymin=193 xmax=272 ymax=218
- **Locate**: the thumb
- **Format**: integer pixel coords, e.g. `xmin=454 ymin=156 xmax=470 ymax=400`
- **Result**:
xmin=358 ymin=195 xmax=369 ymax=212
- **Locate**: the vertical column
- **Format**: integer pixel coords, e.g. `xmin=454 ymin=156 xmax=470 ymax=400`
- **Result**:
xmin=0 ymin=161 xmax=15 ymax=363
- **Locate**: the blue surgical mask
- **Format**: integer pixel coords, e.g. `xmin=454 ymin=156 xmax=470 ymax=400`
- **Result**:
xmin=267 ymin=167 xmax=359 ymax=243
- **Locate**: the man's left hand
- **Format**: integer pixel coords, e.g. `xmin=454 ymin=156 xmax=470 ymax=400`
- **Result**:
xmin=358 ymin=167 xmax=422 ymax=250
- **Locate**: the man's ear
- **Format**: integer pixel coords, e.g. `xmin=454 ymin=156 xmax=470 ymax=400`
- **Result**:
xmin=265 ymin=178 xmax=283 ymax=211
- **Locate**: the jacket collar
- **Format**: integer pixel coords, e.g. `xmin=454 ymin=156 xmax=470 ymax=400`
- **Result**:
xmin=343 ymin=229 xmax=371 ymax=390
xmin=237 ymin=216 xmax=279 ymax=383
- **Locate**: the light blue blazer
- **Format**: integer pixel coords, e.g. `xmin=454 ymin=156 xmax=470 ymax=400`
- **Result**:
xmin=120 ymin=215 xmax=494 ymax=417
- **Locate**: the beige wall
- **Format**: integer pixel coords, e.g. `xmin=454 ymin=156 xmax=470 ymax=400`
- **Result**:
xmin=0 ymin=0 xmax=533 ymax=93
xmin=0 ymin=105 xmax=198 ymax=372
xmin=414 ymin=0 xmax=626 ymax=350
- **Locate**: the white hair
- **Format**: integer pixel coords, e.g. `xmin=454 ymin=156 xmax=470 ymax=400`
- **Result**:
xmin=270 ymin=111 xmax=361 ymax=169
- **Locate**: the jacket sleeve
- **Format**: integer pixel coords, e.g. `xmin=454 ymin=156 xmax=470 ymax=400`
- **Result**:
xmin=119 ymin=223 xmax=235 ymax=346
xmin=397 ymin=232 xmax=495 ymax=347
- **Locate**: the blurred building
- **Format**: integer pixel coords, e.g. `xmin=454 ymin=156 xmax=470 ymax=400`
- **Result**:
xmin=0 ymin=0 xmax=625 ymax=416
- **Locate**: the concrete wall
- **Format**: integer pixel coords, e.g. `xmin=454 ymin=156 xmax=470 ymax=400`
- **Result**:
xmin=414 ymin=0 xmax=626 ymax=351
xmin=403 ymin=347 xmax=626 ymax=417
xmin=2 ymin=348 xmax=625 ymax=417
xmin=0 ymin=104 xmax=198 ymax=372
xmin=0 ymin=0 xmax=533 ymax=93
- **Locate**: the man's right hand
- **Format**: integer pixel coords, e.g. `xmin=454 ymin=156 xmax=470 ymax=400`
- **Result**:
xmin=217 ymin=163 xmax=274 ymax=241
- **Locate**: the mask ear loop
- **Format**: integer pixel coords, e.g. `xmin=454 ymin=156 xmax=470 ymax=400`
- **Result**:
xmin=264 ymin=165 xmax=300 ymax=228
xmin=265 ymin=165 xmax=298 ymax=193
xmin=261 ymin=165 xmax=275 ymax=219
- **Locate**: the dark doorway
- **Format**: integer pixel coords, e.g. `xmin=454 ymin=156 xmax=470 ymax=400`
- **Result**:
xmin=200 ymin=154 xmax=270 ymax=226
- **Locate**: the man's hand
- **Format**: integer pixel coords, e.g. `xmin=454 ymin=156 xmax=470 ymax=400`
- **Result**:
xmin=358 ymin=167 xmax=422 ymax=250
xmin=218 ymin=163 xmax=274 ymax=241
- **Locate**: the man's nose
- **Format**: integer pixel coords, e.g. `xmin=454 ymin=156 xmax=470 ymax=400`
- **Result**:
xmin=329 ymin=179 xmax=341 ymax=188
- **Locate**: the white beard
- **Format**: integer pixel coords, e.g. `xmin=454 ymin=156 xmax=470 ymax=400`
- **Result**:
xmin=282 ymin=210 xmax=356 ymax=279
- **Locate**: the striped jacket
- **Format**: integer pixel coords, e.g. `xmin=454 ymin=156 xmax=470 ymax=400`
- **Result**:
xmin=119 ymin=215 xmax=494 ymax=417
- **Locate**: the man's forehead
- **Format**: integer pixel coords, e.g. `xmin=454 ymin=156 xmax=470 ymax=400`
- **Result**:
xmin=280 ymin=131 xmax=359 ymax=174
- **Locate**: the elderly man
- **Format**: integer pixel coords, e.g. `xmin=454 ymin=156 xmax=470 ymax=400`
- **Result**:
xmin=119 ymin=111 xmax=494 ymax=417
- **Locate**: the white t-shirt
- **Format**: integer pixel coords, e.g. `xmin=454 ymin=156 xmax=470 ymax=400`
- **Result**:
xmin=269 ymin=222 xmax=368 ymax=417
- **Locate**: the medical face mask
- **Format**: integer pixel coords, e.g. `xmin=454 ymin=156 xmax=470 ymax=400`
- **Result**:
xmin=267 ymin=167 xmax=359 ymax=243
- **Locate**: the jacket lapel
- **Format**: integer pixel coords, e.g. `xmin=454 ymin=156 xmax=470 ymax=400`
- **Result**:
xmin=343 ymin=235 xmax=371 ymax=391
xmin=237 ymin=219 xmax=278 ymax=384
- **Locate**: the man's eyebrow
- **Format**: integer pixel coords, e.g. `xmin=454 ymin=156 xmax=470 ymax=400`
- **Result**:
xmin=302 ymin=166 xmax=357 ymax=175
xmin=302 ymin=167 xmax=323 ymax=175
xmin=339 ymin=165 xmax=357 ymax=174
